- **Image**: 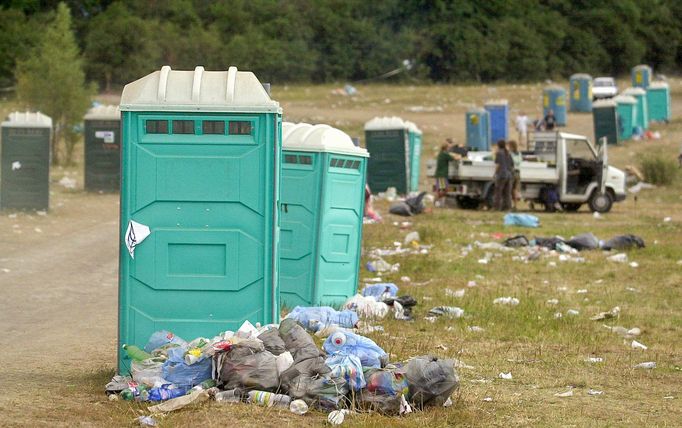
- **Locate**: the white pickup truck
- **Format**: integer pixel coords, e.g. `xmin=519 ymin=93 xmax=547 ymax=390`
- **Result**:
xmin=426 ymin=132 xmax=627 ymax=212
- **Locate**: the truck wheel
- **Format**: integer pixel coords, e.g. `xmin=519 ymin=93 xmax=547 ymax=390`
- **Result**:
xmin=589 ymin=191 xmax=613 ymax=213
xmin=561 ymin=203 xmax=582 ymax=212
xmin=456 ymin=196 xmax=480 ymax=210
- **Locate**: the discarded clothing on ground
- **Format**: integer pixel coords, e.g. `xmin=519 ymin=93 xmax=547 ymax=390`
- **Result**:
xmin=388 ymin=192 xmax=427 ymax=217
xmin=602 ymin=234 xmax=646 ymax=251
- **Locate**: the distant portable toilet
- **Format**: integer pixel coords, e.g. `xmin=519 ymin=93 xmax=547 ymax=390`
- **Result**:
xmin=364 ymin=116 xmax=410 ymax=194
xmin=614 ymin=95 xmax=637 ymax=140
xmin=543 ymin=85 xmax=567 ymax=126
xmin=0 ymin=112 xmax=52 ymax=211
xmin=484 ymin=100 xmax=509 ymax=143
xmin=84 ymin=105 xmax=121 ymax=192
xmin=279 ymin=122 xmax=368 ymax=308
xmin=405 ymin=121 xmax=422 ymax=193
xmin=117 ymin=66 xmax=282 ymax=373
xmin=466 ymin=107 xmax=490 ymax=151
xmin=592 ymin=99 xmax=619 ymax=145
xmin=623 ymin=87 xmax=648 ymax=131
xmin=646 ymin=81 xmax=671 ymax=123
xmin=569 ymin=74 xmax=592 ymax=112
xmin=631 ymin=65 xmax=652 ymax=89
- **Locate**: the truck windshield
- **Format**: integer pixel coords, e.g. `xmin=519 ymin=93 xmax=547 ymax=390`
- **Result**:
xmin=566 ymin=139 xmax=597 ymax=160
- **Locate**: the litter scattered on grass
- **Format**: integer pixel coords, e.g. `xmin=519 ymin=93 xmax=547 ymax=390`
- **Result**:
xmin=493 ymin=297 xmax=520 ymax=306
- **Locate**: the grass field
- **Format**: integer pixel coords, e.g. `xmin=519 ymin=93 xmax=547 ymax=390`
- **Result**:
xmin=0 ymin=78 xmax=680 ymax=427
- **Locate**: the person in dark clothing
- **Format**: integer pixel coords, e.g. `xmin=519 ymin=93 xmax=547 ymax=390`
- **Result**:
xmin=435 ymin=142 xmax=458 ymax=206
xmin=543 ymin=109 xmax=557 ymax=130
xmin=493 ymin=140 xmax=514 ymax=211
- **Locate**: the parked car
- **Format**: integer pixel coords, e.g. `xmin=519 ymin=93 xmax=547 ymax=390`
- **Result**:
xmin=593 ymin=77 xmax=618 ymax=99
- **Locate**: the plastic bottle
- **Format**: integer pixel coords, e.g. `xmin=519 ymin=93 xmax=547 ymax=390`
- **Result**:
xmin=191 ymin=379 xmax=216 ymax=391
xmin=214 ymin=388 xmax=243 ymax=403
xmin=122 ymin=344 xmax=152 ymax=361
xmin=148 ymin=384 xmax=186 ymax=402
xmin=247 ymin=390 xmax=292 ymax=408
xmin=120 ymin=383 xmax=149 ymax=401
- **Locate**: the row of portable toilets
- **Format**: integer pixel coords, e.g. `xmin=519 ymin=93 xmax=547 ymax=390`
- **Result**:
xmin=465 ymin=64 xmax=671 ymax=150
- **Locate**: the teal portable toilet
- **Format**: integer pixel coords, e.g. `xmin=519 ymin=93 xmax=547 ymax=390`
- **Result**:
xmin=646 ymin=81 xmax=671 ymax=123
xmin=614 ymin=95 xmax=637 ymax=140
xmin=364 ymin=116 xmax=409 ymax=194
xmin=484 ymin=99 xmax=509 ymax=142
xmin=631 ymin=65 xmax=652 ymax=89
xmin=543 ymin=85 xmax=567 ymax=126
xmin=405 ymin=120 xmax=422 ymax=193
xmin=466 ymin=107 xmax=490 ymax=150
xmin=623 ymin=87 xmax=648 ymax=131
xmin=279 ymin=122 xmax=368 ymax=308
xmin=117 ymin=66 xmax=282 ymax=373
xmin=569 ymin=74 xmax=592 ymax=112
xmin=592 ymin=99 xmax=619 ymax=145
xmin=1 ymin=112 xmax=52 ymax=211
xmin=84 ymin=105 xmax=121 ymax=192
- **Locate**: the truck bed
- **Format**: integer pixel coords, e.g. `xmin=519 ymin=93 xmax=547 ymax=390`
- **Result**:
xmin=426 ymin=158 xmax=559 ymax=184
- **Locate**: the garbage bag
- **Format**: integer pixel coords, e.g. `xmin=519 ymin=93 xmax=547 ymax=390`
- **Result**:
xmin=405 ymin=192 xmax=427 ymax=214
xmin=534 ymin=236 xmax=565 ymax=250
xmin=284 ymin=373 xmax=349 ymax=410
xmin=504 ymin=235 xmax=529 ymax=248
xmin=382 ymin=295 xmax=417 ymax=319
xmin=286 ymin=306 xmax=359 ymax=333
xmin=405 ymin=355 xmax=459 ymax=408
xmin=361 ymin=283 xmax=399 ymax=300
xmin=215 ymin=345 xmax=279 ymax=391
xmin=602 ymin=234 xmax=645 ymax=251
xmin=257 ymin=327 xmax=286 ymax=356
xmin=567 ymin=232 xmax=600 ymax=251
xmin=504 ymin=213 xmax=539 ymax=228
xmin=357 ymin=367 xmax=409 ymax=414
xmin=279 ymin=318 xmax=323 ymax=363
xmin=325 ymin=353 xmax=366 ymax=391
xmin=323 ymin=331 xmax=388 ymax=369
xmin=145 ymin=330 xmax=188 ymax=353
xmin=131 ymin=358 xmax=164 ymax=384
xmin=162 ymin=357 xmax=212 ymax=390
xmin=389 ymin=202 xmax=412 ymax=216
xmin=343 ymin=294 xmax=390 ymax=319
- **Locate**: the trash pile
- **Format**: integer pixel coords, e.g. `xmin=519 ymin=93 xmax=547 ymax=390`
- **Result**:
xmin=106 ymin=320 xmax=459 ymax=422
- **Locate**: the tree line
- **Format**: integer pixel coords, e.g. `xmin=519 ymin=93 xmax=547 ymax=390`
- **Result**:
xmin=2 ymin=0 xmax=681 ymax=91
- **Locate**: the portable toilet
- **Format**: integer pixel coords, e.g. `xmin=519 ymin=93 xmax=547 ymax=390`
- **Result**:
xmin=614 ymin=95 xmax=637 ymax=140
xmin=484 ymin=99 xmax=509 ymax=142
xmin=631 ymin=65 xmax=652 ymax=89
xmin=0 ymin=112 xmax=52 ymax=211
xmin=405 ymin=120 xmax=422 ymax=193
xmin=466 ymin=107 xmax=490 ymax=150
xmin=84 ymin=105 xmax=121 ymax=192
xmin=117 ymin=66 xmax=282 ymax=373
xmin=623 ymin=87 xmax=648 ymax=131
xmin=279 ymin=122 xmax=368 ymax=308
xmin=646 ymin=81 xmax=671 ymax=123
xmin=592 ymin=99 xmax=619 ymax=145
xmin=569 ymin=74 xmax=592 ymax=112
xmin=543 ymin=85 xmax=567 ymax=126
xmin=364 ymin=116 xmax=410 ymax=194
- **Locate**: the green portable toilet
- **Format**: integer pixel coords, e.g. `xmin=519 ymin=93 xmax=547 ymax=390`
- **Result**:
xmin=646 ymin=81 xmax=671 ymax=123
xmin=614 ymin=95 xmax=637 ymax=140
xmin=405 ymin=120 xmax=422 ymax=193
xmin=569 ymin=74 xmax=592 ymax=112
xmin=543 ymin=85 xmax=567 ymax=126
xmin=0 ymin=111 xmax=52 ymax=211
xmin=592 ymin=99 xmax=619 ymax=145
xmin=364 ymin=116 xmax=409 ymax=194
xmin=466 ymin=107 xmax=490 ymax=151
xmin=117 ymin=66 xmax=282 ymax=373
xmin=631 ymin=65 xmax=652 ymax=89
xmin=279 ymin=122 xmax=368 ymax=308
xmin=623 ymin=87 xmax=648 ymax=131
xmin=84 ymin=105 xmax=121 ymax=192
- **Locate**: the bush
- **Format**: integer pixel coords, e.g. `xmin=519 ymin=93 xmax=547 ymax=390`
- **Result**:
xmin=640 ymin=154 xmax=678 ymax=185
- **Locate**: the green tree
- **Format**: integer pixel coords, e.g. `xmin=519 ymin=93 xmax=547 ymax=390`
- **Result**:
xmin=16 ymin=2 xmax=93 ymax=165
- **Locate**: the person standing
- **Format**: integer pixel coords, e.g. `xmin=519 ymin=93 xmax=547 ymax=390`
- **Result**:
xmin=493 ymin=140 xmax=514 ymax=211
xmin=543 ymin=109 xmax=557 ymax=131
xmin=514 ymin=112 xmax=530 ymax=149
xmin=435 ymin=142 xmax=458 ymax=206
xmin=508 ymin=140 xmax=522 ymax=210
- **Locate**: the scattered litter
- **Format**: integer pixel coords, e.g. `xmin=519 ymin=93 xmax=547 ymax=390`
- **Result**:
xmin=504 ymin=213 xmax=539 ymax=228
xmin=443 ymin=397 xmax=453 ymax=407
xmin=445 ymin=288 xmax=466 ymax=298
xmin=58 ymin=176 xmax=77 ymax=189
xmin=427 ymin=306 xmax=464 ymax=319
xmin=603 ymin=325 xmax=640 ymax=339
xmin=404 ymin=231 xmax=420 ymax=246
xmin=546 ymin=299 xmax=559 ymax=305
xmin=629 ymin=261 xmax=639 ymax=268
xmin=467 ymin=280 xmax=477 ymax=287
xmin=34 ymin=227 xmax=42 ymax=233
xmin=576 ymin=289 xmax=588 ymax=294
xmin=362 ymin=283 xmax=398 ymax=300
xmin=585 ymin=357 xmax=603 ymax=363
xmin=554 ymin=389 xmax=573 ymax=398
xmin=631 ymin=340 xmax=648 ymax=350
xmin=467 ymin=326 xmax=485 ymax=333
xmin=554 ymin=312 xmax=563 ymax=319
xmin=400 ymin=276 xmax=411 ymax=283
xmin=566 ymin=309 xmax=580 ymax=316
xmin=366 ymin=258 xmax=400 ymax=273
xmin=590 ymin=306 xmax=620 ymax=321
xmin=136 ymin=416 xmax=158 ymax=427
xmin=593 ymin=212 xmax=601 ymax=219
xmin=290 ymin=399 xmax=309 ymax=415
xmin=663 ymin=217 xmax=672 ymax=222
xmin=286 ymin=306 xmax=359 ymax=332
xmin=328 ymin=409 xmax=350 ymax=425
xmin=344 ymin=294 xmax=390 ymax=319
xmin=607 ymin=253 xmax=628 ymax=263
xmin=493 ymin=297 xmax=520 ymax=306
xmin=1 ymin=268 xmax=10 ymax=273
xmin=148 ymin=390 xmax=209 ymax=413
xmin=634 ymin=362 xmax=656 ymax=369
xmin=36 ymin=210 xmax=47 ymax=216
xmin=588 ymin=389 xmax=604 ymax=396
xmin=483 ymin=397 xmax=493 ymax=402
xmin=498 ymin=372 xmax=512 ymax=380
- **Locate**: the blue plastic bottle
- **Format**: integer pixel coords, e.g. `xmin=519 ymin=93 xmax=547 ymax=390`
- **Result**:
xmin=148 ymin=384 xmax=186 ymax=401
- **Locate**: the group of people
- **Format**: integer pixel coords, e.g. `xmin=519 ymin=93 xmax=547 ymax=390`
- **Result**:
xmin=514 ymin=110 xmax=557 ymax=148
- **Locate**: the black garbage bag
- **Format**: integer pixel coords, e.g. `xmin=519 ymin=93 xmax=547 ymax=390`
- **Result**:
xmin=405 ymin=192 xmax=427 ymax=214
xmin=534 ymin=236 xmax=565 ymax=250
xmin=405 ymin=355 xmax=459 ymax=408
xmin=357 ymin=366 xmax=409 ymax=414
xmin=389 ymin=202 xmax=412 ymax=216
xmin=284 ymin=373 xmax=350 ymax=410
xmin=215 ymin=345 xmax=280 ymax=391
xmin=279 ymin=318 xmax=323 ymax=363
xmin=567 ymin=232 xmax=600 ymax=251
xmin=504 ymin=235 xmax=529 ymax=248
xmin=602 ymin=234 xmax=645 ymax=251
xmin=382 ymin=295 xmax=417 ymax=319
xmin=258 ymin=327 xmax=286 ymax=356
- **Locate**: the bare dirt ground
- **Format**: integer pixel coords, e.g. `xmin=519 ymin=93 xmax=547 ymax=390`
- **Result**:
xmin=0 ymin=79 xmax=680 ymax=426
